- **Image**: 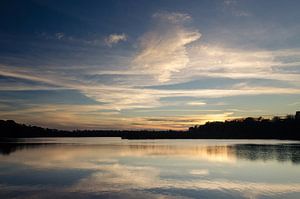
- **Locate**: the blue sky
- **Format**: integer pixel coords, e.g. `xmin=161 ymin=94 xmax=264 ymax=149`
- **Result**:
xmin=0 ymin=0 xmax=300 ymax=130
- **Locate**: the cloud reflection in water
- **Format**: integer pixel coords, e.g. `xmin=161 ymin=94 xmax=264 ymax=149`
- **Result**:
xmin=0 ymin=138 xmax=300 ymax=199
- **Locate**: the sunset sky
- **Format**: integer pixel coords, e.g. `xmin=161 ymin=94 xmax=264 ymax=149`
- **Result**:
xmin=0 ymin=0 xmax=300 ymax=130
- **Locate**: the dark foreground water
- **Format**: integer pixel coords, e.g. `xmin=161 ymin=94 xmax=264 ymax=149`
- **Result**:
xmin=0 ymin=138 xmax=300 ymax=199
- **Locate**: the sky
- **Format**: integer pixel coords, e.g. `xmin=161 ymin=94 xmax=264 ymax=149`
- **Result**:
xmin=0 ymin=0 xmax=300 ymax=130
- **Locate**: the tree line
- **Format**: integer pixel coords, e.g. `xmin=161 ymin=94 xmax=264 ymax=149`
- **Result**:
xmin=188 ymin=113 xmax=300 ymax=140
xmin=1 ymin=111 xmax=300 ymax=140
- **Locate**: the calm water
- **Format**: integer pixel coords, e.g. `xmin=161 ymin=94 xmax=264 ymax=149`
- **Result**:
xmin=1 ymin=138 xmax=300 ymax=199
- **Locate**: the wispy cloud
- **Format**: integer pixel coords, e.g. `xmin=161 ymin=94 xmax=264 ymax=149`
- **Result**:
xmin=133 ymin=11 xmax=201 ymax=82
xmin=187 ymin=101 xmax=207 ymax=106
xmin=183 ymin=45 xmax=300 ymax=83
xmin=104 ymin=33 xmax=127 ymax=47
xmin=152 ymin=11 xmax=192 ymax=23
xmin=223 ymin=0 xmax=251 ymax=17
xmin=55 ymin=32 xmax=65 ymax=40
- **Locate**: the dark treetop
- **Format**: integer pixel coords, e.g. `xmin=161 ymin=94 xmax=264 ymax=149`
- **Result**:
xmin=1 ymin=112 xmax=300 ymax=140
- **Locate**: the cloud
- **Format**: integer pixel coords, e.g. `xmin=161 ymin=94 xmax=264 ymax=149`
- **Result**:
xmin=2 ymin=61 xmax=300 ymax=130
xmin=104 ymin=33 xmax=127 ymax=47
xmin=187 ymin=101 xmax=206 ymax=106
xmin=234 ymin=10 xmax=251 ymax=17
xmin=223 ymin=0 xmax=251 ymax=17
xmin=181 ymin=45 xmax=300 ymax=83
xmin=223 ymin=0 xmax=236 ymax=6
xmin=126 ymin=112 xmax=234 ymax=130
xmin=152 ymin=11 xmax=192 ymax=24
xmin=133 ymin=11 xmax=201 ymax=82
xmin=55 ymin=32 xmax=65 ymax=40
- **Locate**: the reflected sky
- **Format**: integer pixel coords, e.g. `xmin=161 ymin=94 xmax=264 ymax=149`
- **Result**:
xmin=1 ymin=138 xmax=300 ymax=199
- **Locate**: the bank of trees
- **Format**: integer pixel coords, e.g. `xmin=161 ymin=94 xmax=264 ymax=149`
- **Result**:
xmin=1 ymin=112 xmax=300 ymax=140
xmin=189 ymin=114 xmax=300 ymax=140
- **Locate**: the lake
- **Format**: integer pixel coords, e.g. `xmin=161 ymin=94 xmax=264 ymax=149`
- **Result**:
xmin=0 ymin=138 xmax=300 ymax=199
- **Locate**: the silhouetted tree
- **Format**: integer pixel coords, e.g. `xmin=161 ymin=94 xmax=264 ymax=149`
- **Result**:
xmin=1 ymin=111 xmax=300 ymax=139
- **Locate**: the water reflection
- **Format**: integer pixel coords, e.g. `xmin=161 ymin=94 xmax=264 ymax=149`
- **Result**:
xmin=0 ymin=138 xmax=300 ymax=199
xmin=232 ymin=144 xmax=300 ymax=164
xmin=1 ymin=140 xmax=300 ymax=164
xmin=0 ymin=143 xmax=59 ymax=156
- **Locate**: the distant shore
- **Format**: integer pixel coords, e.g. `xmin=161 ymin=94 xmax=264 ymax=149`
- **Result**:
xmin=1 ymin=112 xmax=300 ymax=140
